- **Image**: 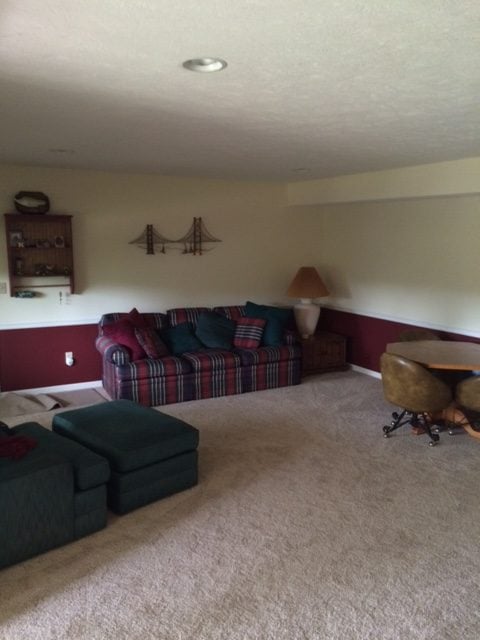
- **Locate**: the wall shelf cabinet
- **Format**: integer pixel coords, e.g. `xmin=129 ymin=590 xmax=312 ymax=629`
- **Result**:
xmin=4 ymin=213 xmax=74 ymax=297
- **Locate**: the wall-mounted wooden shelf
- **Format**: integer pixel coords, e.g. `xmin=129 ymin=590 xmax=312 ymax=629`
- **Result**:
xmin=4 ymin=213 xmax=74 ymax=297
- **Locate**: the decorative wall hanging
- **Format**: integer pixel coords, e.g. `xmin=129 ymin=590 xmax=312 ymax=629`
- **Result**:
xmin=129 ymin=218 xmax=221 ymax=256
xmin=14 ymin=191 xmax=50 ymax=214
xmin=177 ymin=217 xmax=221 ymax=255
xmin=129 ymin=225 xmax=176 ymax=255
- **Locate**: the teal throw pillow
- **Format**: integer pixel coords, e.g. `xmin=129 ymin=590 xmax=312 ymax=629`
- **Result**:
xmin=245 ymin=301 xmax=294 ymax=346
xmin=162 ymin=322 xmax=203 ymax=355
xmin=195 ymin=311 xmax=236 ymax=350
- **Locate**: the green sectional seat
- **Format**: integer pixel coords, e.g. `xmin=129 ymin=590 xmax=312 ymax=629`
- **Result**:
xmin=53 ymin=400 xmax=199 ymax=515
xmin=0 ymin=422 xmax=110 ymax=569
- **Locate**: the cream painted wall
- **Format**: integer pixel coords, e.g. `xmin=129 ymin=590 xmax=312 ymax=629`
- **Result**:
xmin=2 ymin=163 xmax=479 ymax=337
xmin=288 ymin=157 xmax=480 ymax=205
xmin=0 ymin=164 xmax=313 ymax=328
xmin=300 ymin=195 xmax=480 ymax=335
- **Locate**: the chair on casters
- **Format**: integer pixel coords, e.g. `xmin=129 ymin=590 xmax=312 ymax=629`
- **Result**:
xmin=380 ymin=352 xmax=452 ymax=446
xmin=454 ymin=376 xmax=480 ymax=440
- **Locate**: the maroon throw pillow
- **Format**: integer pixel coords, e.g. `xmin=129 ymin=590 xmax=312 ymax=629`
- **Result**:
xmin=134 ymin=327 xmax=170 ymax=358
xmin=102 ymin=319 xmax=146 ymax=361
xmin=233 ymin=317 xmax=266 ymax=349
xmin=126 ymin=307 xmax=147 ymax=328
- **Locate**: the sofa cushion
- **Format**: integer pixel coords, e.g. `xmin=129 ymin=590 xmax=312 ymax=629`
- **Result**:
xmin=167 ymin=307 xmax=210 ymax=328
xmin=162 ymin=322 xmax=204 ymax=355
xmin=114 ymin=356 xmax=192 ymax=381
xmin=100 ymin=312 xmax=168 ymax=331
xmin=134 ymin=327 xmax=170 ymax=358
xmin=213 ymin=305 xmax=246 ymax=321
xmin=235 ymin=344 xmax=302 ymax=365
xmin=245 ymin=301 xmax=294 ymax=347
xmin=182 ymin=349 xmax=242 ymax=373
xmin=102 ymin=319 xmax=146 ymax=361
xmin=233 ymin=317 xmax=266 ymax=349
xmin=195 ymin=311 xmax=236 ymax=349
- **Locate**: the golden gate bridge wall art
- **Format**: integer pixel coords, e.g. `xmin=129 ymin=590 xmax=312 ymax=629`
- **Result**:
xmin=129 ymin=218 xmax=221 ymax=256
xmin=176 ymin=217 xmax=221 ymax=255
xmin=128 ymin=225 xmax=175 ymax=255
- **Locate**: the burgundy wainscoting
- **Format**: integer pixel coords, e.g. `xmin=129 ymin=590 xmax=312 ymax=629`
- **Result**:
xmin=319 ymin=308 xmax=480 ymax=373
xmin=1 ymin=311 xmax=478 ymax=391
xmin=0 ymin=324 xmax=101 ymax=391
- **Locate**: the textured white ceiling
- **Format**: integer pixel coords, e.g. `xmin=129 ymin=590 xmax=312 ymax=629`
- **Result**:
xmin=0 ymin=0 xmax=479 ymax=181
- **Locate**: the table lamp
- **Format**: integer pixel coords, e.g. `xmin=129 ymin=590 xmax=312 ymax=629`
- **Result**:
xmin=287 ymin=266 xmax=329 ymax=338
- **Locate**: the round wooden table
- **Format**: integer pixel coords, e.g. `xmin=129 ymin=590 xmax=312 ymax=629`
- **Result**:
xmin=387 ymin=340 xmax=480 ymax=370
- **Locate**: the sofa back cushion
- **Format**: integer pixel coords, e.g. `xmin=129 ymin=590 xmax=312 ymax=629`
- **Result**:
xmin=167 ymin=307 xmax=211 ymax=328
xmin=213 ymin=305 xmax=247 ymax=322
xmin=245 ymin=301 xmax=294 ymax=347
xmin=99 ymin=311 xmax=168 ymax=332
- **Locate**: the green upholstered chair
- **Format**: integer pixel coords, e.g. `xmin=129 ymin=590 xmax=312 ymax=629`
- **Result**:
xmin=0 ymin=422 xmax=110 ymax=569
xmin=454 ymin=375 xmax=480 ymax=439
xmin=455 ymin=375 xmax=480 ymax=412
xmin=380 ymin=352 xmax=452 ymax=446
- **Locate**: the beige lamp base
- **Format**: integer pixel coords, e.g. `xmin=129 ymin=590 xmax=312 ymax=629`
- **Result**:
xmin=294 ymin=301 xmax=321 ymax=338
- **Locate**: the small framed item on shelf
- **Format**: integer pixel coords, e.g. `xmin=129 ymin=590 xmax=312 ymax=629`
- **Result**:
xmin=9 ymin=230 xmax=24 ymax=247
xmin=36 ymin=239 xmax=51 ymax=248
xmin=54 ymin=235 xmax=65 ymax=248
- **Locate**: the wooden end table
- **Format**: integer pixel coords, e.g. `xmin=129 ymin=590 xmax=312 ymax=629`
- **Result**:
xmin=301 ymin=331 xmax=347 ymax=376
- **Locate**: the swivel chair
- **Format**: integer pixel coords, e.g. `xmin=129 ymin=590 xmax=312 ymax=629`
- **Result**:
xmin=380 ymin=352 xmax=452 ymax=446
xmin=454 ymin=375 xmax=480 ymax=440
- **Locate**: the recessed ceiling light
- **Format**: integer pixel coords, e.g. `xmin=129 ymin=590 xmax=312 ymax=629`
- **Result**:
xmin=182 ymin=57 xmax=227 ymax=73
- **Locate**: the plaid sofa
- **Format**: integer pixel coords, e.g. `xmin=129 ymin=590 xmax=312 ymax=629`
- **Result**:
xmin=95 ymin=305 xmax=302 ymax=406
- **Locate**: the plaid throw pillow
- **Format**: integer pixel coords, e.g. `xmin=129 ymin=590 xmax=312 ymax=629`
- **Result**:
xmin=134 ymin=327 xmax=170 ymax=358
xmin=233 ymin=317 xmax=266 ymax=349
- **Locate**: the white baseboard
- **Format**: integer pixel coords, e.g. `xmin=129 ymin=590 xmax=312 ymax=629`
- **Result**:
xmin=350 ymin=363 xmax=381 ymax=379
xmin=10 ymin=368 xmax=379 ymax=395
xmin=12 ymin=380 xmax=103 ymax=394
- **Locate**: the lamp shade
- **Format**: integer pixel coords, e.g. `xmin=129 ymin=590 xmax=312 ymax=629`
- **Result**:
xmin=286 ymin=267 xmax=329 ymax=300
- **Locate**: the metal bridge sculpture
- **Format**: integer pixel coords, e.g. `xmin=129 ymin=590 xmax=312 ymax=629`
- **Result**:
xmin=175 ymin=217 xmax=221 ymax=255
xmin=129 ymin=225 xmax=175 ymax=255
xmin=130 ymin=218 xmax=221 ymax=256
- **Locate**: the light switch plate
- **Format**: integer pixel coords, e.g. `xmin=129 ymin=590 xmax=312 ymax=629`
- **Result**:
xmin=0 ymin=282 xmax=7 ymax=294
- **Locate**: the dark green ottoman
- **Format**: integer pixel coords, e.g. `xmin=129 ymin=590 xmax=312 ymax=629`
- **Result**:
xmin=52 ymin=400 xmax=199 ymax=514
xmin=0 ymin=422 xmax=109 ymax=569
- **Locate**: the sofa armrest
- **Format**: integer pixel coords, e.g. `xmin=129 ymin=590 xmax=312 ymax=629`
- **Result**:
xmin=95 ymin=336 xmax=131 ymax=365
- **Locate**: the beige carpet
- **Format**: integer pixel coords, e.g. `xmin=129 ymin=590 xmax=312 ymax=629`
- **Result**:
xmin=1 ymin=371 xmax=479 ymax=640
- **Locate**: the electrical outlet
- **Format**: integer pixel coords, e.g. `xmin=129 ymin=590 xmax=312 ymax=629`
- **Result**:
xmin=0 ymin=282 xmax=7 ymax=294
xmin=65 ymin=351 xmax=75 ymax=367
